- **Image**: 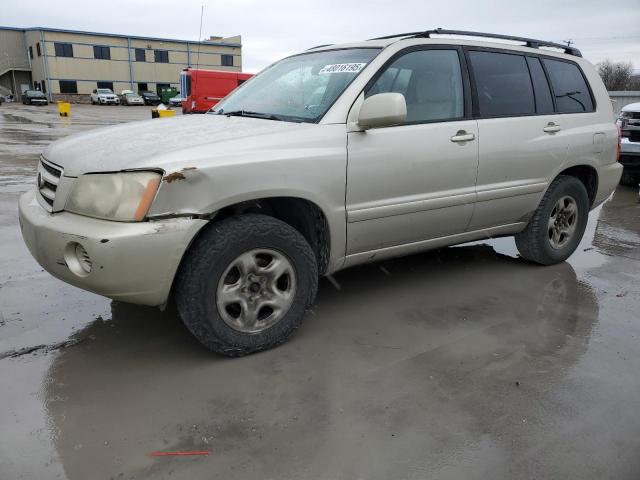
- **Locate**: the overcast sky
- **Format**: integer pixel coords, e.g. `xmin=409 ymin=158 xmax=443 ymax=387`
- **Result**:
xmin=3 ymin=0 xmax=639 ymax=73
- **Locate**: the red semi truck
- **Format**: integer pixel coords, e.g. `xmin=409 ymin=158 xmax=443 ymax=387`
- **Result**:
xmin=180 ymin=68 xmax=253 ymax=114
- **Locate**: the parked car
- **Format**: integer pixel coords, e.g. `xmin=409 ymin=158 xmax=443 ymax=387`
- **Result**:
xmin=91 ymin=89 xmax=120 ymax=105
xmin=168 ymin=94 xmax=184 ymax=107
xmin=120 ymin=90 xmax=145 ymax=106
xmin=140 ymin=91 xmax=161 ymax=106
xmin=21 ymin=90 xmax=48 ymax=106
xmin=617 ymin=102 xmax=640 ymax=185
xmin=19 ymin=29 xmax=622 ymax=357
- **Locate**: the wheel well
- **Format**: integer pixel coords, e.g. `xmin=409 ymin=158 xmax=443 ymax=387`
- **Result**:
xmin=212 ymin=197 xmax=331 ymax=274
xmin=559 ymin=165 xmax=598 ymax=206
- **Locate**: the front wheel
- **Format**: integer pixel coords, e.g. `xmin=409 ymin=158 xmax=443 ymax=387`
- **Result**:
xmin=175 ymin=214 xmax=318 ymax=357
xmin=515 ymin=175 xmax=589 ymax=265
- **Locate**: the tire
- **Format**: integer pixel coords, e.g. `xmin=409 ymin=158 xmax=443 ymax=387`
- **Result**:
xmin=620 ymin=170 xmax=638 ymax=187
xmin=515 ymin=175 xmax=589 ymax=265
xmin=175 ymin=214 xmax=318 ymax=356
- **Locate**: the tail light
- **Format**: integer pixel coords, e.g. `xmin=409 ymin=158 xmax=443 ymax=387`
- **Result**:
xmin=616 ymin=124 xmax=622 ymax=162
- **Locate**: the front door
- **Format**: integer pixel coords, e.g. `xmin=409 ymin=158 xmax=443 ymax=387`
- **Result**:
xmin=346 ymin=47 xmax=478 ymax=256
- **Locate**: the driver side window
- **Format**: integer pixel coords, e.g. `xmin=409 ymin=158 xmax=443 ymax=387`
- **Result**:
xmin=366 ymin=49 xmax=464 ymax=123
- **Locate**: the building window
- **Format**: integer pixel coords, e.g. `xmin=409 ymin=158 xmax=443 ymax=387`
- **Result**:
xmin=41 ymin=81 xmax=46 ymax=94
xmin=137 ymin=82 xmax=148 ymax=92
xmin=28 ymin=46 xmax=33 ymax=59
xmin=36 ymin=42 xmax=41 ymax=57
xmin=54 ymin=43 xmax=74 ymax=58
xmin=93 ymin=46 xmax=111 ymax=60
xmin=97 ymin=81 xmax=114 ymax=91
xmin=135 ymin=48 xmax=146 ymax=62
xmin=221 ymin=54 xmax=234 ymax=67
xmin=154 ymin=50 xmax=169 ymax=63
xmin=156 ymin=83 xmax=170 ymax=92
xmin=59 ymin=80 xmax=78 ymax=94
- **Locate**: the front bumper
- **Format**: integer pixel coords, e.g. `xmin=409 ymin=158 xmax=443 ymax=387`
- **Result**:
xmin=99 ymin=98 xmax=119 ymax=104
xmin=620 ymin=153 xmax=640 ymax=174
xmin=620 ymin=139 xmax=640 ymax=173
xmin=19 ymin=189 xmax=207 ymax=305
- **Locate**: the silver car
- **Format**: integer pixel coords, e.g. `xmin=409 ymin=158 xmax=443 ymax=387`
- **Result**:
xmin=19 ymin=29 xmax=622 ymax=356
xmin=120 ymin=90 xmax=145 ymax=106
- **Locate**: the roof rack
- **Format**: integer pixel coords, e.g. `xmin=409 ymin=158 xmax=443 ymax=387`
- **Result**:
xmin=370 ymin=28 xmax=582 ymax=57
xmin=306 ymin=44 xmax=334 ymax=51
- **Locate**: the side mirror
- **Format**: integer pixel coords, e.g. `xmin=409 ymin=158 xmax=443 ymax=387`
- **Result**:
xmin=357 ymin=93 xmax=407 ymax=130
xmin=92 ymin=89 xmax=97 ymax=94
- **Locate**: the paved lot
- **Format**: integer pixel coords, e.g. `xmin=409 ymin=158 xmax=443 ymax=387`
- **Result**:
xmin=1 ymin=102 xmax=639 ymax=480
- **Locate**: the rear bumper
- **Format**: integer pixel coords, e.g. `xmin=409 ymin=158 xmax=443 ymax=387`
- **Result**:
xmin=19 ymin=189 xmax=207 ymax=305
xmin=594 ymin=163 xmax=623 ymax=207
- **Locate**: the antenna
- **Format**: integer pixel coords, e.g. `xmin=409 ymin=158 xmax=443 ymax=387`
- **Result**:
xmin=563 ymin=39 xmax=574 ymax=47
xmin=196 ymin=4 xmax=204 ymax=70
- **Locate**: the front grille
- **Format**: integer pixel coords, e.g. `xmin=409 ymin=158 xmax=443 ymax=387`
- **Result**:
xmin=37 ymin=157 xmax=63 ymax=210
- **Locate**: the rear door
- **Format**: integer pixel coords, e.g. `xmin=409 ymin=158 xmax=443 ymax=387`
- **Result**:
xmin=540 ymin=58 xmax=600 ymax=166
xmin=466 ymin=49 xmax=568 ymax=231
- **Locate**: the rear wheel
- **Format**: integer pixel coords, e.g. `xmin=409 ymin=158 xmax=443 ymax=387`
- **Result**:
xmin=515 ymin=175 xmax=589 ymax=265
xmin=175 ymin=214 xmax=318 ymax=356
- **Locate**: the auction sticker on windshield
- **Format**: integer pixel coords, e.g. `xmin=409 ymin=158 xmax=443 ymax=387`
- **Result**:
xmin=319 ymin=63 xmax=366 ymax=74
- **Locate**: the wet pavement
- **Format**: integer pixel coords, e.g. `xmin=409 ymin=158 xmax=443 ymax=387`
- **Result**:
xmin=1 ymin=102 xmax=639 ymax=480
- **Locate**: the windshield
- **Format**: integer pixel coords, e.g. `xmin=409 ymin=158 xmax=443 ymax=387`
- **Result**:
xmin=212 ymin=48 xmax=380 ymax=122
xmin=27 ymin=91 xmax=45 ymax=97
xmin=97 ymin=89 xmax=113 ymax=94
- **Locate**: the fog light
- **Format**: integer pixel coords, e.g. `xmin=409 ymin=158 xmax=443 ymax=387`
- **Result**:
xmin=64 ymin=242 xmax=92 ymax=277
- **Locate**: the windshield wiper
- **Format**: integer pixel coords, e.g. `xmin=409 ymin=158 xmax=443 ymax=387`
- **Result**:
xmin=555 ymin=91 xmax=586 ymax=111
xmin=220 ymin=110 xmax=283 ymax=121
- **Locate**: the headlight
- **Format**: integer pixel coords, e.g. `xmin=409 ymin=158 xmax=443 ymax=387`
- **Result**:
xmin=65 ymin=171 xmax=161 ymax=221
xmin=620 ymin=112 xmax=632 ymax=119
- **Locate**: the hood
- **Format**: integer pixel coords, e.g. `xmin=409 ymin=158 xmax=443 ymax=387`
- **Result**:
xmin=44 ymin=114 xmax=314 ymax=176
xmin=621 ymin=102 xmax=640 ymax=113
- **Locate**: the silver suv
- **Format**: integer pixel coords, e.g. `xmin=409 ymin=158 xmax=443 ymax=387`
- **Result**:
xmin=19 ymin=30 xmax=622 ymax=356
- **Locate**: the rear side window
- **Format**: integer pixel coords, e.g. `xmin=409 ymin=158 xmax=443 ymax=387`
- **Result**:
xmin=366 ymin=49 xmax=464 ymax=123
xmin=542 ymin=59 xmax=594 ymax=113
xmin=468 ymin=51 xmax=534 ymax=117
xmin=526 ymin=57 xmax=554 ymax=114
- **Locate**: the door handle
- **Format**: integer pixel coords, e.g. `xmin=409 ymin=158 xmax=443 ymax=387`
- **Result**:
xmin=543 ymin=122 xmax=561 ymax=134
xmin=450 ymin=130 xmax=475 ymax=143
